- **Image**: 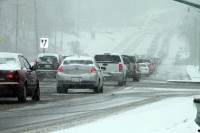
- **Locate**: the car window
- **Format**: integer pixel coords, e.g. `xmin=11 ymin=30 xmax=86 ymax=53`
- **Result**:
xmin=19 ymin=56 xmax=31 ymax=69
xmin=0 ymin=58 xmax=16 ymax=64
xmin=95 ymin=55 xmax=121 ymax=63
xmin=64 ymin=60 xmax=93 ymax=65
xmin=37 ymin=56 xmax=58 ymax=63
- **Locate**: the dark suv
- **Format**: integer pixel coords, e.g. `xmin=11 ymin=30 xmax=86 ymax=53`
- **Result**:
xmin=122 ymin=55 xmax=141 ymax=82
xmin=35 ymin=53 xmax=63 ymax=80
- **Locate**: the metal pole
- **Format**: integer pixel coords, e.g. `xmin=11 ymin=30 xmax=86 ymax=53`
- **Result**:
xmin=15 ymin=0 xmax=19 ymax=53
xmin=195 ymin=17 xmax=197 ymax=66
xmin=34 ymin=0 xmax=39 ymax=56
xmin=77 ymin=0 xmax=80 ymax=34
xmin=0 ymin=1 xmax=2 ymax=34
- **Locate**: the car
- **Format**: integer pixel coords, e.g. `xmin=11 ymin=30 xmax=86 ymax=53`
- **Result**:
xmin=194 ymin=98 xmax=200 ymax=131
xmin=137 ymin=58 xmax=154 ymax=74
xmin=0 ymin=52 xmax=40 ymax=103
xmin=153 ymin=57 xmax=161 ymax=65
xmin=94 ymin=53 xmax=127 ymax=86
xmin=122 ymin=55 xmax=141 ymax=82
xmin=139 ymin=63 xmax=150 ymax=76
xmin=35 ymin=53 xmax=63 ymax=80
xmin=56 ymin=56 xmax=104 ymax=93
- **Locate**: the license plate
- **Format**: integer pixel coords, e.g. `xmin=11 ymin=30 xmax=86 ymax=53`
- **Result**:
xmin=71 ymin=77 xmax=81 ymax=82
xmin=45 ymin=65 xmax=51 ymax=68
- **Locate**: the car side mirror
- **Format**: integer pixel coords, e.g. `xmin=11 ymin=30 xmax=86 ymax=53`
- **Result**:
xmin=31 ymin=65 xmax=38 ymax=70
xmin=101 ymin=67 xmax=106 ymax=71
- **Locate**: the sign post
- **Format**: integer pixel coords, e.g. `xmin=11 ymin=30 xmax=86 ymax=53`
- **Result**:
xmin=40 ymin=38 xmax=48 ymax=53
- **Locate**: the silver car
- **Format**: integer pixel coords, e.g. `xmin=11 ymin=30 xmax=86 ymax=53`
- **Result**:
xmin=56 ymin=56 xmax=104 ymax=93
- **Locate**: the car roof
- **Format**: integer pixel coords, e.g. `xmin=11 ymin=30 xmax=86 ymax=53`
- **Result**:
xmin=0 ymin=52 xmax=22 ymax=58
xmin=64 ymin=56 xmax=94 ymax=61
xmin=95 ymin=53 xmax=121 ymax=56
xmin=37 ymin=53 xmax=60 ymax=58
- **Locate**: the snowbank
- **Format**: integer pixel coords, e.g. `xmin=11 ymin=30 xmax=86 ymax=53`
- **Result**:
xmin=186 ymin=65 xmax=200 ymax=81
xmin=52 ymin=97 xmax=198 ymax=133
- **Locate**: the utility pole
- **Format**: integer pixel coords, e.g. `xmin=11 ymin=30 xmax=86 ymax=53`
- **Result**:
xmin=194 ymin=17 xmax=197 ymax=66
xmin=15 ymin=0 xmax=19 ymax=53
xmin=77 ymin=0 xmax=80 ymax=34
xmin=34 ymin=0 xmax=39 ymax=56
xmin=0 ymin=1 xmax=2 ymax=35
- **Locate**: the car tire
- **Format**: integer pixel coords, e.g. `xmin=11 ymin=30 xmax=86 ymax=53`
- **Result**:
xmin=118 ymin=80 xmax=124 ymax=86
xmin=18 ymin=84 xmax=27 ymax=103
xmin=94 ymin=83 xmax=100 ymax=93
xmin=32 ymin=84 xmax=40 ymax=101
xmin=57 ymin=84 xmax=64 ymax=93
xmin=99 ymin=85 xmax=104 ymax=93
xmin=123 ymin=78 xmax=126 ymax=85
xmin=64 ymin=87 xmax=68 ymax=93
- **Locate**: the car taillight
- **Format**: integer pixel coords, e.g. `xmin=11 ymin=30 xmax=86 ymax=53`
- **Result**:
xmin=7 ymin=74 xmax=14 ymax=79
xmin=7 ymin=71 xmax=20 ymax=81
xmin=58 ymin=66 xmax=63 ymax=72
xmin=137 ymin=67 xmax=140 ymax=71
xmin=91 ymin=67 xmax=97 ymax=73
xmin=119 ymin=64 xmax=123 ymax=71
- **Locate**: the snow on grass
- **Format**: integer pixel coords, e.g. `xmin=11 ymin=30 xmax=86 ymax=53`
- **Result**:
xmin=52 ymin=97 xmax=198 ymax=133
xmin=186 ymin=65 xmax=200 ymax=81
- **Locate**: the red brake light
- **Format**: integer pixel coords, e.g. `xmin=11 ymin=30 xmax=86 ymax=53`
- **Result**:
xmin=7 ymin=74 xmax=14 ymax=79
xmin=91 ymin=67 xmax=97 ymax=73
xmin=7 ymin=71 xmax=20 ymax=81
xmin=119 ymin=64 xmax=123 ymax=71
xmin=58 ymin=66 xmax=63 ymax=72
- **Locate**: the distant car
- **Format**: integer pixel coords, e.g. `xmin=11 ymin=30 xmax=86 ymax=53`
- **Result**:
xmin=194 ymin=98 xmax=200 ymax=131
xmin=56 ymin=56 xmax=104 ymax=93
xmin=139 ymin=63 xmax=150 ymax=76
xmin=0 ymin=52 xmax=40 ymax=103
xmin=35 ymin=53 xmax=63 ymax=80
xmin=94 ymin=53 xmax=127 ymax=86
xmin=137 ymin=58 xmax=154 ymax=74
xmin=122 ymin=55 xmax=141 ymax=82
xmin=153 ymin=57 xmax=161 ymax=65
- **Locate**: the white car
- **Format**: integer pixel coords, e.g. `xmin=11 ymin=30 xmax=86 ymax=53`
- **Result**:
xmin=56 ymin=56 xmax=104 ymax=93
xmin=94 ymin=53 xmax=127 ymax=86
xmin=139 ymin=63 xmax=150 ymax=76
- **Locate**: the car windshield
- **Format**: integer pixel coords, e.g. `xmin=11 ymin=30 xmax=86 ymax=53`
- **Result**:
xmin=95 ymin=55 xmax=121 ymax=63
xmin=1 ymin=0 xmax=200 ymax=133
xmin=139 ymin=63 xmax=146 ymax=67
xmin=64 ymin=60 xmax=93 ymax=65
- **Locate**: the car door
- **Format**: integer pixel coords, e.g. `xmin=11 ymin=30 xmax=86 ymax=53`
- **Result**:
xmin=94 ymin=59 xmax=103 ymax=86
xmin=19 ymin=56 xmax=37 ymax=90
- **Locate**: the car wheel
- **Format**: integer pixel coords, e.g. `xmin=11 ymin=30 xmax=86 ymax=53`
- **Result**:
xmin=57 ymin=84 xmax=64 ymax=93
xmin=18 ymin=84 xmax=27 ymax=103
xmin=123 ymin=78 xmax=126 ymax=85
xmin=94 ymin=83 xmax=100 ymax=93
xmin=64 ymin=87 xmax=68 ymax=93
xmin=99 ymin=85 xmax=104 ymax=93
xmin=32 ymin=84 xmax=40 ymax=101
xmin=118 ymin=80 xmax=124 ymax=86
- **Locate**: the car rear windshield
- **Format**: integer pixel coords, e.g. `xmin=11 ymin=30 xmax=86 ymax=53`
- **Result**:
xmin=137 ymin=59 xmax=151 ymax=63
xmin=95 ymin=55 xmax=121 ymax=63
xmin=37 ymin=56 xmax=58 ymax=63
xmin=0 ymin=58 xmax=16 ymax=64
xmin=139 ymin=64 xmax=146 ymax=67
xmin=64 ymin=60 xmax=93 ymax=65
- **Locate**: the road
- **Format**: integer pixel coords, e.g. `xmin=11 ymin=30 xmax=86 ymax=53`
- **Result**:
xmin=0 ymin=30 xmax=199 ymax=133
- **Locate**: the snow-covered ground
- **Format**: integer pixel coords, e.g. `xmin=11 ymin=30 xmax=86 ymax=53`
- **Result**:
xmin=52 ymin=97 xmax=198 ymax=133
xmin=186 ymin=66 xmax=200 ymax=81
